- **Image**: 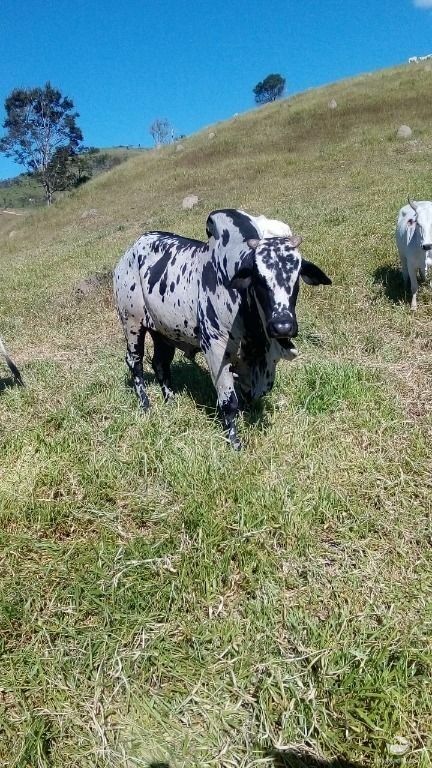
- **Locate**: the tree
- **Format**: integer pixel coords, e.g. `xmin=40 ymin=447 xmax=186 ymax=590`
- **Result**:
xmin=149 ymin=118 xmax=172 ymax=147
xmin=44 ymin=146 xmax=93 ymax=193
xmin=0 ymin=82 xmax=83 ymax=204
xmin=253 ymin=74 xmax=286 ymax=104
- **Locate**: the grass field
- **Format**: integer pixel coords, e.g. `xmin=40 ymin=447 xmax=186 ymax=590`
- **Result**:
xmin=0 ymin=65 xmax=431 ymax=767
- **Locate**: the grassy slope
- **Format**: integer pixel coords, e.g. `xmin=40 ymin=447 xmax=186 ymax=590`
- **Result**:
xmin=0 ymin=65 xmax=431 ymax=767
xmin=0 ymin=148 xmax=145 ymax=209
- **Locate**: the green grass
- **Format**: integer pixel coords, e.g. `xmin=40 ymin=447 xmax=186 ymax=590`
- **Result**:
xmin=0 ymin=64 xmax=432 ymax=767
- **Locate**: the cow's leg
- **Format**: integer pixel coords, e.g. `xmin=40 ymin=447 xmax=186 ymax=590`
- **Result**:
xmin=150 ymin=332 xmax=175 ymax=402
xmin=7 ymin=356 xmax=24 ymax=386
xmin=204 ymin=347 xmax=241 ymax=450
xmin=408 ymin=262 xmax=419 ymax=310
xmin=0 ymin=339 xmax=23 ymax=386
xmin=399 ymin=254 xmax=409 ymax=287
xmin=123 ymin=319 xmax=150 ymax=410
xmin=398 ymin=251 xmax=411 ymax=302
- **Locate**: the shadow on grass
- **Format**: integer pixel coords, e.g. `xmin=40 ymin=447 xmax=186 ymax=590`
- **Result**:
xmin=268 ymin=748 xmax=362 ymax=768
xmin=127 ymin=354 xmax=271 ymax=432
xmin=0 ymin=374 xmax=21 ymax=394
xmin=145 ymin=752 xmax=363 ymax=768
xmin=148 ymin=764 xmax=170 ymax=768
xmin=373 ymin=264 xmax=406 ymax=304
xmin=171 ymin=357 xmax=271 ymax=432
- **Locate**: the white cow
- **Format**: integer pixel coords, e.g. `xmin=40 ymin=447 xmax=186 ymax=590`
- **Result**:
xmin=395 ymin=198 xmax=432 ymax=310
xmin=409 ymin=56 xmax=419 ymax=63
xmin=251 ymin=214 xmax=293 ymax=238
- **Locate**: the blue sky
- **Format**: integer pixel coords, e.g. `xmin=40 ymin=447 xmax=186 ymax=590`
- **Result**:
xmin=1 ymin=0 xmax=432 ymax=179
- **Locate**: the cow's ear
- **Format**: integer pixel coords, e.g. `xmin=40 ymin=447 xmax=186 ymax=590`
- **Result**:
xmin=287 ymin=234 xmax=302 ymax=249
xmin=300 ymin=259 xmax=332 ymax=286
xmin=229 ymin=252 xmax=254 ymax=290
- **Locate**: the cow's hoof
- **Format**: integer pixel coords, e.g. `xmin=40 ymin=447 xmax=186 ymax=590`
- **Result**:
xmin=138 ymin=396 xmax=150 ymax=411
xmin=162 ymin=386 xmax=175 ymax=403
xmin=228 ymin=433 xmax=242 ymax=451
xmin=223 ymin=428 xmax=242 ymax=450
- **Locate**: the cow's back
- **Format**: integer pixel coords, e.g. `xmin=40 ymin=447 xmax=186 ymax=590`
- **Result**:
xmin=114 ymin=231 xmax=209 ymax=346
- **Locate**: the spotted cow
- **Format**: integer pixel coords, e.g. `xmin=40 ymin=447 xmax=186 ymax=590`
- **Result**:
xmin=113 ymin=209 xmax=331 ymax=449
xmin=0 ymin=336 xmax=23 ymax=385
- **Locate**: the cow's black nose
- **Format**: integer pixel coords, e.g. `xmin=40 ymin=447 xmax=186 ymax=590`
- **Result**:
xmin=422 ymin=243 xmax=432 ymax=250
xmin=268 ymin=320 xmax=297 ymax=338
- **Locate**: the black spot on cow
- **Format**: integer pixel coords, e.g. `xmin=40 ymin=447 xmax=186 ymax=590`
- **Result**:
xmin=132 ymin=323 xmax=146 ymax=357
xmin=201 ymin=260 xmax=217 ymax=294
xmin=184 ymin=319 xmax=188 ymax=328
xmin=130 ymin=282 xmax=136 ymax=292
xmin=222 ymin=228 xmax=230 ymax=246
xmin=221 ymin=209 xmax=260 ymax=240
xmin=197 ymin=306 xmax=211 ymax=352
xmin=170 ymin=281 xmax=175 ymax=292
xmin=148 ymin=251 xmax=171 ymax=293
xmin=176 ymin=274 xmax=180 ymax=284
xmin=205 ymin=297 xmax=220 ymax=331
xmin=159 ymin=271 xmax=168 ymax=297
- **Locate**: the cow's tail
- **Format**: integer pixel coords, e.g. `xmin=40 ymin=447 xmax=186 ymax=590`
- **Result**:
xmin=0 ymin=337 xmax=24 ymax=385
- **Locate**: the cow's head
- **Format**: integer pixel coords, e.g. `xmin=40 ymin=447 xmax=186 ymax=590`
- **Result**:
xmin=407 ymin=198 xmax=432 ymax=250
xmin=206 ymin=209 xmax=331 ymax=342
xmin=229 ymin=236 xmax=331 ymax=340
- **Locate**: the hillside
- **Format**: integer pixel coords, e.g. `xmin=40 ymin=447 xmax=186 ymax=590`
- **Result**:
xmin=0 ymin=65 xmax=431 ymax=768
xmin=0 ymin=146 xmax=145 ymax=209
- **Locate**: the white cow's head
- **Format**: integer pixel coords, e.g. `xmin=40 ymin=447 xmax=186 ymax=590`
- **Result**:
xmin=407 ymin=198 xmax=432 ymax=250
